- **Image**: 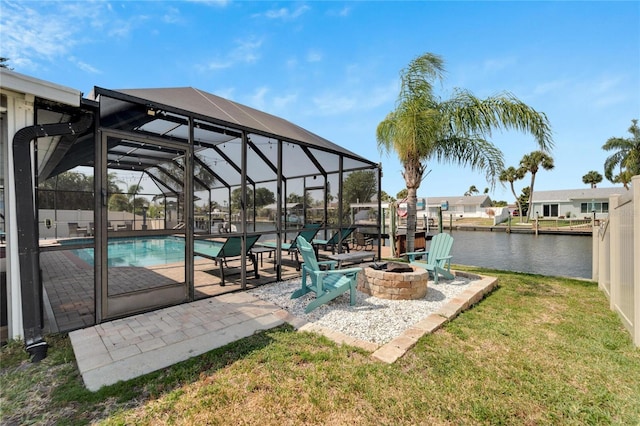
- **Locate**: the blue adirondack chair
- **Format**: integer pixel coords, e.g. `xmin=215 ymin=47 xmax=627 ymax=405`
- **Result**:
xmin=405 ymin=233 xmax=454 ymax=284
xmin=194 ymin=235 xmax=260 ymax=286
xmin=312 ymin=226 xmax=356 ymax=254
xmin=291 ymin=235 xmax=362 ymax=313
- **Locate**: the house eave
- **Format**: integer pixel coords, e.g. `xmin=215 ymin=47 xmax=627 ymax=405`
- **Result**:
xmin=0 ymin=68 xmax=81 ymax=107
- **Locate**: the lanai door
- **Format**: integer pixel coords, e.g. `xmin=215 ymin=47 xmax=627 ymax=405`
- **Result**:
xmin=98 ymin=132 xmax=190 ymax=320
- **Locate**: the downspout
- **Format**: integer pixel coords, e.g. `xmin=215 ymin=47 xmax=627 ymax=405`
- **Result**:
xmin=12 ymin=113 xmax=93 ymax=362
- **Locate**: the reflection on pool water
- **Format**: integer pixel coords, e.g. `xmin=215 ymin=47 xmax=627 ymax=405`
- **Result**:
xmin=72 ymin=236 xmax=220 ymax=268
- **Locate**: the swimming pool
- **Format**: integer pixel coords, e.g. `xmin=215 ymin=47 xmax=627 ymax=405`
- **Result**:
xmin=72 ymin=236 xmax=223 ymax=267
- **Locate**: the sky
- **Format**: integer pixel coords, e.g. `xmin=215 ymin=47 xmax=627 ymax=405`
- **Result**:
xmin=1 ymin=0 xmax=639 ymax=202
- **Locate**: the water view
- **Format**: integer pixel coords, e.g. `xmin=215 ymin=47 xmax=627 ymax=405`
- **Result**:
xmin=253 ymin=223 xmax=593 ymax=279
xmin=447 ymin=230 xmax=592 ymax=279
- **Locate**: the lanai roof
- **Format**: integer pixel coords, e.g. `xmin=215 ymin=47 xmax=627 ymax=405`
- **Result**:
xmin=28 ymin=82 xmax=378 ymax=192
xmin=110 ymin=87 xmax=367 ymax=161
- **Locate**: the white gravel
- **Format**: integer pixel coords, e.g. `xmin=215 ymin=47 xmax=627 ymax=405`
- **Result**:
xmin=247 ymin=274 xmax=477 ymax=345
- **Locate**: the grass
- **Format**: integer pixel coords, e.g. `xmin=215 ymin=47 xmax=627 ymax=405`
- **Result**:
xmin=453 ymin=217 xmax=593 ymax=228
xmin=1 ymin=266 xmax=639 ymax=425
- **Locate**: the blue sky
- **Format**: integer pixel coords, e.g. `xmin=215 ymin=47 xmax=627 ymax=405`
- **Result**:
xmin=2 ymin=1 xmax=638 ymax=202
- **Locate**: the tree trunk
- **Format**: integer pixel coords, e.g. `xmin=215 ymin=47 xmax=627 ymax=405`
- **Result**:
xmin=390 ymin=201 xmax=398 ymax=257
xmin=406 ymin=187 xmax=418 ymax=253
xmin=527 ymin=173 xmax=537 ymax=223
xmin=510 ymin=182 xmax=523 ymax=219
xmin=402 ymin=160 xmax=423 ymax=254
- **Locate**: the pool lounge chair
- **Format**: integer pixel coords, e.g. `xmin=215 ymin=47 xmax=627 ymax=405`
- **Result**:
xmin=194 ymin=235 xmax=260 ymax=286
xmin=258 ymin=223 xmax=322 ymax=269
xmin=68 ymin=222 xmax=87 ymax=237
xmin=312 ymin=226 xmax=356 ymax=254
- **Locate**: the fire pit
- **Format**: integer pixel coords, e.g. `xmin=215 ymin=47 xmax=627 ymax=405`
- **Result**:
xmin=357 ymin=262 xmax=429 ymax=300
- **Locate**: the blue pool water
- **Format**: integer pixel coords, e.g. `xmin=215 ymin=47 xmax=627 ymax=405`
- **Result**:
xmin=72 ymin=236 xmax=222 ymax=267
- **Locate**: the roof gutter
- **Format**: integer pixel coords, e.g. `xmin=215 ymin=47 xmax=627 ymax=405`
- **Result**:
xmin=12 ymin=112 xmax=93 ymax=362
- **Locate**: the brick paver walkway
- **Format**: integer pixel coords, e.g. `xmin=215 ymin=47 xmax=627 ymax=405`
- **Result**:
xmin=69 ymin=292 xmax=289 ymax=391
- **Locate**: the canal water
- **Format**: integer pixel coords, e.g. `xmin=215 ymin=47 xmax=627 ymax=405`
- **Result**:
xmin=446 ymin=230 xmax=593 ymax=279
xmin=245 ymin=222 xmax=593 ymax=280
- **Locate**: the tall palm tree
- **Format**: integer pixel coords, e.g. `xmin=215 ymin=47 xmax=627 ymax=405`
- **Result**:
xmin=582 ymin=170 xmax=603 ymax=188
xmin=603 ymin=119 xmax=640 ymax=189
xmin=520 ymin=151 xmax=554 ymax=222
xmin=376 ymin=53 xmax=553 ymax=252
xmin=499 ymin=166 xmax=526 ymax=218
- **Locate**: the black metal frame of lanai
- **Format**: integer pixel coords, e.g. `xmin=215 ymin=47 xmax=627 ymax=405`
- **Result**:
xmin=10 ymin=78 xmax=382 ymax=359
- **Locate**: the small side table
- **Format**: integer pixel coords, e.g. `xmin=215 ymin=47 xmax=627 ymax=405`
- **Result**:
xmin=251 ymin=246 xmax=277 ymax=270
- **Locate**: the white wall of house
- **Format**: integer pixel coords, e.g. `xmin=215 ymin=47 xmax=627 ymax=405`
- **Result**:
xmin=1 ymin=69 xmax=82 ymax=340
xmin=530 ymin=200 xmax=609 ymax=219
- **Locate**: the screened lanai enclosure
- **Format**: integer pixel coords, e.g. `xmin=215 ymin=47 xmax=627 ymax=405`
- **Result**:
xmin=26 ymin=87 xmax=381 ymax=332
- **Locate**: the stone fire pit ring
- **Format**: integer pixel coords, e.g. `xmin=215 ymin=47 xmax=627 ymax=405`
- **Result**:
xmin=357 ymin=263 xmax=429 ymax=300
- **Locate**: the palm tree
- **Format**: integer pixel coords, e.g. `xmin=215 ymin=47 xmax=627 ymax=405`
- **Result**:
xmin=603 ymin=119 xmax=640 ymax=189
xmin=0 ymin=57 xmax=12 ymax=69
xmin=582 ymin=170 xmax=603 ymax=188
xmin=499 ymin=166 xmax=526 ymax=218
xmin=464 ymin=185 xmax=479 ymax=196
xmin=520 ymin=151 xmax=554 ymax=222
xmin=127 ymin=184 xmax=143 ymax=204
xmin=376 ymin=53 xmax=553 ymax=252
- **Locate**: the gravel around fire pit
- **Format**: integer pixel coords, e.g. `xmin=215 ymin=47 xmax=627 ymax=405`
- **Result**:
xmin=247 ymin=273 xmax=478 ymax=345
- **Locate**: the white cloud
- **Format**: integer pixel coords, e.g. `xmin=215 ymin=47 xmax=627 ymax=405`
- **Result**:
xmin=213 ymin=87 xmax=236 ymax=101
xmin=69 ymin=56 xmax=101 ymax=74
xmin=230 ymin=37 xmax=263 ymax=64
xmin=533 ymin=79 xmax=569 ymax=96
xmin=186 ymin=0 xmax=230 ymax=6
xmin=199 ymin=37 xmax=263 ymax=72
xmin=326 ymin=5 xmax=352 ymax=17
xmin=306 ymin=50 xmax=323 ymax=63
xmin=589 ymin=75 xmax=629 ymax=108
xmin=311 ymin=93 xmax=357 ymax=115
xmin=249 ymin=86 xmax=270 ymax=111
xmin=273 ymin=93 xmax=298 ymax=110
xmin=0 ymin=2 xmax=77 ymax=66
xmin=201 ymin=59 xmax=234 ymax=71
xmin=263 ymin=5 xmax=310 ymax=21
xmin=0 ymin=1 xmax=144 ymax=72
xmin=482 ymin=56 xmax=517 ymax=73
xmin=163 ymin=6 xmax=183 ymax=24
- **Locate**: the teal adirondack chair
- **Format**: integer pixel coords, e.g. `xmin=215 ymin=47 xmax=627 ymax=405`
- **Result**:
xmin=312 ymin=226 xmax=356 ymax=254
xmin=194 ymin=235 xmax=260 ymax=286
xmin=405 ymin=233 xmax=454 ymax=284
xmin=291 ymin=235 xmax=362 ymax=313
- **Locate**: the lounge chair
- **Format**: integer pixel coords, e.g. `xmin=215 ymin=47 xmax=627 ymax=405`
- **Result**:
xmin=68 ymin=222 xmax=87 ymax=237
xmin=194 ymin=235 xmax=260 ymax=286
xmin=291 ymin=235 xmax=362 ymax=313
xmin=404 ymin=232 xmax=454 ymax=284
xmin=312 ymin=226 xmax=356 ymax=254
xmin=258 ymin=223 xmax=322 ymax=268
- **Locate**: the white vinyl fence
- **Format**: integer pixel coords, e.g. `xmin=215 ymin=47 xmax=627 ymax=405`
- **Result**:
xmin=592 ymin=175 xmax=640 ymax=347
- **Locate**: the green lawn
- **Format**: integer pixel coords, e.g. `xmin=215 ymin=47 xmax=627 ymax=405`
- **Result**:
xmin=1 ymin=266 xmax=639 ymax=425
